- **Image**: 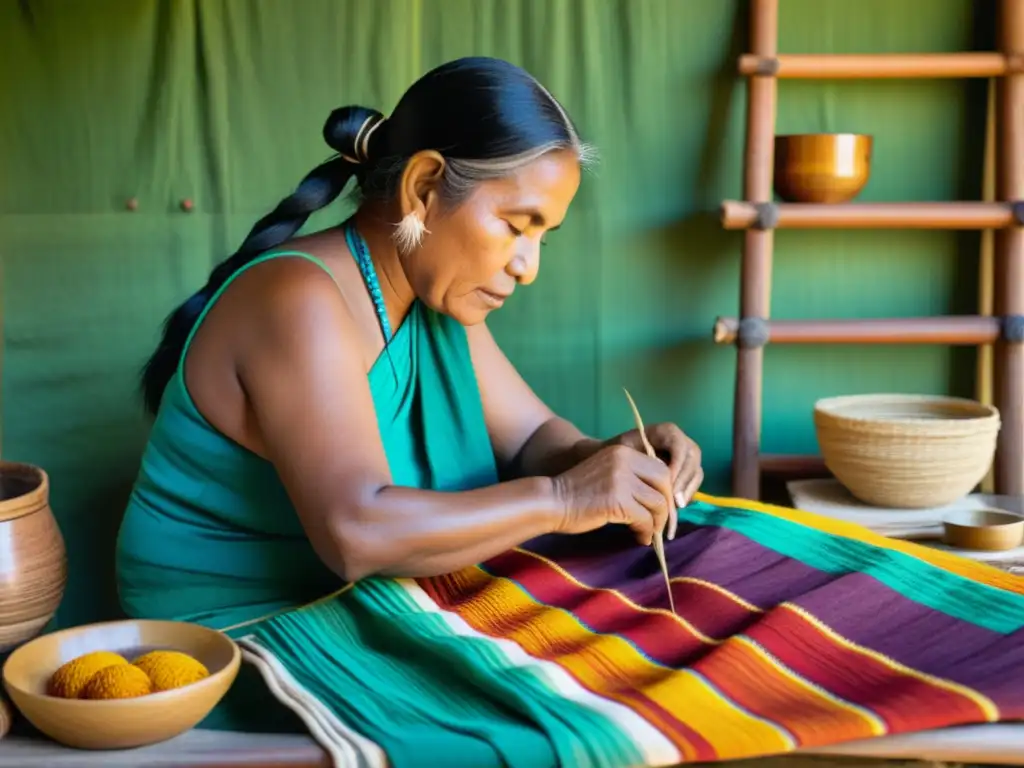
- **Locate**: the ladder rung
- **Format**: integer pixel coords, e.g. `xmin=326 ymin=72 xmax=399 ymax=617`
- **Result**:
xmin=760 ymin=454 xmax=829 ymax=479
xmin=713 ymin=316 xmax=1001 ymax=346
xmin=721 ymin=201 xmax=1016 ymax=230
xmin=739 ymin=53 xmax=1018 ymax=80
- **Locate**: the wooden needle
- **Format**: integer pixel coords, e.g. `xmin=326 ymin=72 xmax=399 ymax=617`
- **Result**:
xmin=623 ymin=388 xmax=676 ymax=615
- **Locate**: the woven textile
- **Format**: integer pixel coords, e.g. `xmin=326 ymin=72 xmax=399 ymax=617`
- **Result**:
xmin=236 ymin=493 xmax=1024 ymax=768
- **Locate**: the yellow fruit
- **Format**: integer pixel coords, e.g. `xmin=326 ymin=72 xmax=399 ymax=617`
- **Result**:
xmin=80 ymin=664 xmax=153 ymax=700
xmin=47 ymin=651 xmax=129 ymax=699
xmin=131 ymin=650 xmax=209 ymax=692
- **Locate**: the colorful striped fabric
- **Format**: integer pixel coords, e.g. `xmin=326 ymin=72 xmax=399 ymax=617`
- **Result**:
xmin=235 ymin=493 xmax=1024 ymax=768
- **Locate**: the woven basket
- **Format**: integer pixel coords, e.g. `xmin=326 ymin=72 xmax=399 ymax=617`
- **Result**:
xmin=813 ymin=393 xmax=1000 ymax=509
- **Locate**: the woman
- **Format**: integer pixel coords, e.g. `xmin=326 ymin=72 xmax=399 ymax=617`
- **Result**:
xmin=116 ymin=56 xmax=703 ymax=727
xmin=117 ymin=57 xmax=1024 ymax=764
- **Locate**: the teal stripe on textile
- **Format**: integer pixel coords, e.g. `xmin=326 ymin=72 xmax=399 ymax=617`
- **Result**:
xmin=246 ymin=578 xmax=645 ymax=768
xmin=681 ymin=501 xmax=1024 ymax=634
xmin=362 ymin=580 xmax=645 ymax=766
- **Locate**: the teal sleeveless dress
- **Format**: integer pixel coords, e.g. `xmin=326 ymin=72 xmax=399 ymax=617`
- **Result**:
xmin=116 ymin=222 xmax=499 ymax=731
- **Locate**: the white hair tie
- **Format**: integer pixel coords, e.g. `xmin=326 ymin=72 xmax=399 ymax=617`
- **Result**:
xmin=341 ymin=115 xmax=386 ymax=164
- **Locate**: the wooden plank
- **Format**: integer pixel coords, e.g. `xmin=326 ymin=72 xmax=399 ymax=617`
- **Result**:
xmin=739 ymin=52 xmax=1015 ymax=79
xmin=732 ymin=0 xmax=779 ymax=500
xmin=979 ymin=77 xmax=998 ymax=494
xmin=721 ymin=201 xmax=1017 ymax=230
xmin=760 ymin=454 xmax=829 ymax=479
xmin=994 ymin=0 xmax=1024 ymax=495
xmin=713 ymin=316 xmax=1001 ymax=346
xmin=0 ymin=731 xmax=329 ymax=767
xmin=809 ymin=723 xmax=1024 ymax=765
xmin=7 ymin=726 xmax=1024 ymax=767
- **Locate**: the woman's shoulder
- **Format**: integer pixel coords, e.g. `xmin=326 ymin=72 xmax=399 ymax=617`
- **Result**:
xmin=223 ymin=229 xmax=355 ymax=312
xmin=229 ymin=253 xmax=356 ymax=343
xmin=189 ymin=239 xmax=362 ymax=385
xmin=228 ymin=228 xmax=351 ymax=293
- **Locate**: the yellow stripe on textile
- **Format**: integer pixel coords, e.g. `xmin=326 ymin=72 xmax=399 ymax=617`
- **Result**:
xmin=438 ymin=566 xmax=794 ymax=760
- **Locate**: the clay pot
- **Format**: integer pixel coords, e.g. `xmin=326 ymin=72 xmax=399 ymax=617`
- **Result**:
xmin=0 ymin=694 xmax=10 ymax=739
xmin=0 ymin=462 xmax=67 ymax=652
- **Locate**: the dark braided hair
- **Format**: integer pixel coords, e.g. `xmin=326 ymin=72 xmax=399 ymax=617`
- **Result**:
xmin=140 ymin=56 xmax=591 ymax=415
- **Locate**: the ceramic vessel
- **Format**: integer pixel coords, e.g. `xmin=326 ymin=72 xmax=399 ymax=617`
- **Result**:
xmin=774 ymin=133 xmax=873 ymax=203
xmin=942 ymin=509 xmax=1024 ymax=551
xmin=0 ymin=462 xmax=67 ymax=652
xmin=0 ymin=694 xmax=10 ymax=739
xmin=0 ymin=461 xmax=67 ymax=740
xmin=4 ymin=619 xmax=240 ymax=749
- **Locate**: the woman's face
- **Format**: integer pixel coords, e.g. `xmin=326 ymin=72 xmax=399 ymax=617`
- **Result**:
xmin=406 ymin=149 xmax=581 ymax=325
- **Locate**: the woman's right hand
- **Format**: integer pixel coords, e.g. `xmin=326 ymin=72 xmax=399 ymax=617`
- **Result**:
xmin=550 ymin=444 xmax=675 ymax=546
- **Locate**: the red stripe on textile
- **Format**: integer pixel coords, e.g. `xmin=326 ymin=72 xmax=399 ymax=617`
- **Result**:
xmin=747 ymin=606 xmax=991 ymax=730
xmin=485 ymin=550 xmax=760 ymax=665
xmin=694 ymin=638 xmax=879 ymax=746
xmin=417 ymin=569 xmax=720 ymax=761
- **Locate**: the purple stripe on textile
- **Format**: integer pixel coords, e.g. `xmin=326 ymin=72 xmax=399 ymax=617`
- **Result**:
xmin=522 ymin=526 xmax=1024 ymax=712
xmin=522 ymin=525 xmax=835 ymax=611
xmin=790 ymin=572 xmax=1024 ymax=707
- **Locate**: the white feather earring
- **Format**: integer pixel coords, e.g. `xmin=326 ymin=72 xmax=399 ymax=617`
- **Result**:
xmin=392 ymin=213 xmax=429 ymax=255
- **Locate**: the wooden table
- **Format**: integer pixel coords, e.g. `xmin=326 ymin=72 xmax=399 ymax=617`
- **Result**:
xmin=7 ymin=480 xmax=1024 ymax=765
xmin=0 ymin=730 xmax=330 ymax=767
xmin=4 ymin=723 xmax=1024 ymax=767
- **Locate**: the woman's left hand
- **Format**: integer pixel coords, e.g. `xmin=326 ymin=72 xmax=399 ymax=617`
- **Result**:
xmin=606 ymin=422 xmax=703 ymax=539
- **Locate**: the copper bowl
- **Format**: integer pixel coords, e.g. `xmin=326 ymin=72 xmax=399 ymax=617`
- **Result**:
xmin=774 ymin=133 xmax=873 ymax=204
xmin=3 ymin=619 xmax=240 ymax=750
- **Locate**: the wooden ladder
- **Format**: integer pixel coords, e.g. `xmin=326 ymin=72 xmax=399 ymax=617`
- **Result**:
xmin=717 ymin=0 xmax=1024 ymax=501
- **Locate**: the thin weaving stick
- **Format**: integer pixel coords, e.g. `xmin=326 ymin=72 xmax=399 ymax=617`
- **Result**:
xmin=623 ymin=388 xmax=677 ymax=615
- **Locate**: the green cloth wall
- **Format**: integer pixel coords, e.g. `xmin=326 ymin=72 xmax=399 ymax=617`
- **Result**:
xmin=0 ymin=0 xmax=991 ymax=629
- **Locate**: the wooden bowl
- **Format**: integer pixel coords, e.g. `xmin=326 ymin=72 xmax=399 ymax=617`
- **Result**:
xmin=2 ymin=619 xmax=240 ymax=750
xmin=774 ymin=133 xmax=873 ymax=203
xmin=814 ymin=394 xmax=1000 ymax=509
xmin=942 ymin=509 xmax=1024 ymax=551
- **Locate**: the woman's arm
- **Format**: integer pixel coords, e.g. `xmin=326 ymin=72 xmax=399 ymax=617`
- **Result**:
xmin=466 ymin=322 xmax=704 ymax=534
xmin=238 ymin=264 xmax=564 ymax=581
xmin=514 ymin=418 xmax=605 ymax=476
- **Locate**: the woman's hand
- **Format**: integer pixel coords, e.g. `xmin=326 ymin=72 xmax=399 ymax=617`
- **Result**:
xmin=551 ymin=445 xmax=676 ymax=546
xmin=606 ymin=422 xmax=703 ymax=539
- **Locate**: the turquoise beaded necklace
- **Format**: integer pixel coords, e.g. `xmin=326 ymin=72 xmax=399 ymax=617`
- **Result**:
xmin=343 ymin=220 xmax=399 ymax=381
xmin=344 ymin=220 xmax=393 ymax=343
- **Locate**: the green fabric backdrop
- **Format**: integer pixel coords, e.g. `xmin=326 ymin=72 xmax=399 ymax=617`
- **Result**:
xmin=0 ymin=0 xmax=991 ymax=628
